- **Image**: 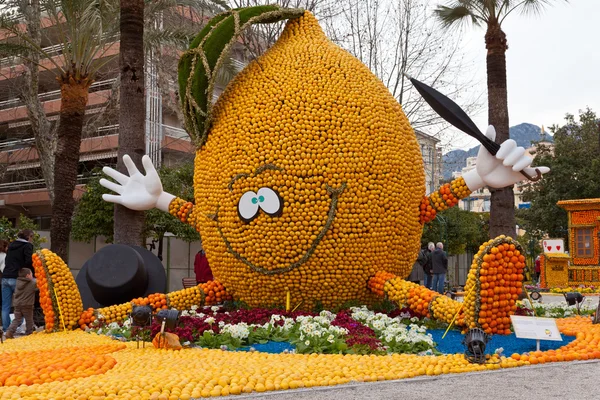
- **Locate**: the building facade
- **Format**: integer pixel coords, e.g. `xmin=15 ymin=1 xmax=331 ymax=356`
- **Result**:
xmin=415 ymin=130 xmax=443 ymax=195
xmin=0 ymin=6 xmax=236 ymax=226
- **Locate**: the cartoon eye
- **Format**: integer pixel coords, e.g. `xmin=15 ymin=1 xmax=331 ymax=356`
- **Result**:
xmin=238 ymin=191 xmax=260 ymax=223
xmin=257 ymin=187 xmax=283 ymax=217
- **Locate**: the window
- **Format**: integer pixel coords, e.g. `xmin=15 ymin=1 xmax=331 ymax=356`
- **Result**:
xmin=575 ymin=228 xmax=594 ymax=257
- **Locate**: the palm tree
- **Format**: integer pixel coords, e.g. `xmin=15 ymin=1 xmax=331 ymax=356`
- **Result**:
xmin=434 ymin=0 xmax=565 ymax=239
xmin=114 ymin=0 xmax=228 ymax=246
xmin=1 ymin=0 xmax=120 ymax=260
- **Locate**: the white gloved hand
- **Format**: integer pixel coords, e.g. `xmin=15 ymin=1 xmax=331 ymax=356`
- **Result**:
xmin=462 ymin=125 xmax=550 ymax=191
xmin=100 ymin=155 xmax=175 ymax=212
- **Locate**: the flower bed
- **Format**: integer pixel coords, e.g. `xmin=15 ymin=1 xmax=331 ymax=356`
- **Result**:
xmin=516 ymin=299 xmax=597 ymax=318
xmin=550 ymin=286 xmax=600 ymax=294
xmin=91 ymin=306 xmax=437 ymax=356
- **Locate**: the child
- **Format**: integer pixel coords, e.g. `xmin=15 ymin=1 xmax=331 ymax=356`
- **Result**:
xmin=5 ymin=268 xmax=37 ymax=339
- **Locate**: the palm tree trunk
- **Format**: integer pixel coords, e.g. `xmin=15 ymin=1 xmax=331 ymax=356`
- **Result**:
xmin=485 ymin=21 xmax=515 ymax=239
xmin=114 ymin=0 xmax=146 ymax=246
xmin=50 ymin=77 xmax=92 ymax=261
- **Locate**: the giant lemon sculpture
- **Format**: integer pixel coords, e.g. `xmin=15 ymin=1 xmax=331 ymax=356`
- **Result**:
xmin=99 ymin=6 xmax=547 ymax=320
xmin=185 ymin=11 xmax=424 ymax=308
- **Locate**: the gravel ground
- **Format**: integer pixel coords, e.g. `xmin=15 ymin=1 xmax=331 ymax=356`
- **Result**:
xmin=227 ymin=360 xmax=600 ymax=400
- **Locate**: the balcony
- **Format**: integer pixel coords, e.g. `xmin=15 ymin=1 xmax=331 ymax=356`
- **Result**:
xmin=0 ymin=78 xmax=116 ymax=111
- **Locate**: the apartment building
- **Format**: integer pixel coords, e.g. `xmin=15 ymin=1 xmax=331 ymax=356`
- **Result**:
xmin=415 ymin=130 xmax=443 ymax=195
xmin=0 ymin=6 xmax=250 ymax=227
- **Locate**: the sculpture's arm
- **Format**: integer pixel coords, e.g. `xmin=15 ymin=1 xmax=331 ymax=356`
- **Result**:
xmin=420 ymin=125 xmax=550 ymax=224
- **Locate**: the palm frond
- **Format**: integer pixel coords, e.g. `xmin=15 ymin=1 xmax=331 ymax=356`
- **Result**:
xmin=144 ymin=28 xmax=193 ymax=52
xmin=213 ymin=56 xmax=240 ymax=88
xmin=500 ymin=0 xmax=564 ymax=24
xmin=434 ymin=5 xmax=481 ymax=28
xmin=518 ymin=0 xmax=553 ymax=15
xmin=144 ymin=0 xmax=226 ymax=19
xmin=0 ymin=42 xmax=32 ymax=57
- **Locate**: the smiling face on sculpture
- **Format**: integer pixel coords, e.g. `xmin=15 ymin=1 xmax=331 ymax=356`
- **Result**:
xmin=191 ymin=12 xmax=425 ymax=309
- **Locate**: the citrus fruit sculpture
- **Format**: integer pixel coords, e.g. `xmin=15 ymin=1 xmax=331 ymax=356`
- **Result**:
xmin=94 ymin=6 xmax=547 ymax=328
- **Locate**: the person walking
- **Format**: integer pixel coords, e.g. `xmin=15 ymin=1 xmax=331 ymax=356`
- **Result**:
xmin=2 ymin=229 xmax=34 ymax=331
xmin=194 ymin=248 xmax=213 ymax=284
xmin=5 ymin=268 xmax=37 ymax=339
xmin=0 ymin=240 xmax=8 ymax=276
xmin=422 ymin=242 xmax=435 ymax=289
xmin=431 ymin=242 xmax=448 ymax=294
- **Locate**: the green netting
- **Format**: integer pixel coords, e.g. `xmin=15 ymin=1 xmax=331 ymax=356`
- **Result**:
xmin=178 ymin=6 xmax=305 ymax=148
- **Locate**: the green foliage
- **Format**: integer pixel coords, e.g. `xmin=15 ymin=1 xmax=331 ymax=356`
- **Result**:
xmin=520 ymin=109 xmax=600 ymax=243
xmin=71 ymin=173 xmax=115 ymax=243
xmin=435 ymin=0 xmax=561 ymax=28
xmin=421 ymin=207 xmax=489 ymax=255
xmin=0 ymin=215 xmax=47 ymax=250
xmin=178 ymin=6 xmax=304 ymax=145
xmin=72 ymin=163 xmax=199 ymax=243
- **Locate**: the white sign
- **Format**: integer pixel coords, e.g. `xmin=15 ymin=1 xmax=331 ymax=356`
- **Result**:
xmin=542 ymin=239 xmax=565 ymax=254
xmin=510 ymin=315 xmax=563 ymax=341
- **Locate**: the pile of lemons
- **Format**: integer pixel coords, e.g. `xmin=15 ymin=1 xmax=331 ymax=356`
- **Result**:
xmin=33 ymin=249 xmax=83 ymax=331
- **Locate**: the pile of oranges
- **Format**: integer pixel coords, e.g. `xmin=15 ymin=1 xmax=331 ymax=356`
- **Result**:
xmin=166 ymin=286 xmax=203 ymax=310
xmin=429 ymin=295 xmax=464 ymax=326
xmin=368 ymin=271 xmax=397 ymax=297
xmin=370 ymin=237 xmax=527 ymax=333
xmin=32 ymin=253 xmax=57 ymax=332
xmin=96 ymin=303 xmax=133 ymax=325
xmin=78 ymin=308 xmax=96 ymax=330
xmin=420 ymin=177 xmax=470 ymax=224
xmin=132 ymin=293 xmax=168 ymax=311
xmin=0 ymin=343 xmax=124 ymax=387
xmin=463 ymin=236 xmax=525 ymax=334
xmin=406 ymin=285 xmax=436 ymax=319
xmin=32 ymin=249 xmax=83 ymax=332
xmin=169 ymin=198 xmax=194 ymax=224
xmin=179 ymin=11 xmax=427 ymax=309
xmin=88 ymin=284 xmax=232 ymax=325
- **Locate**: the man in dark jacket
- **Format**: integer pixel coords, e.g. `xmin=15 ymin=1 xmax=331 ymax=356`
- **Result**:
xmin=431 ymin=242 xmax=448 ymax=294
xmin=5 ymin=267 xmax=37 ymax=338
xmin=2 ymin=229 xmax=34 ymax=331
xmin=422 ymin=242 xmax=435 ymax=289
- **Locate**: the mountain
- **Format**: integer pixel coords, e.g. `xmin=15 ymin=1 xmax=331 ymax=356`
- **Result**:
xmin=442 ymin=123 xmax=553 ymax=180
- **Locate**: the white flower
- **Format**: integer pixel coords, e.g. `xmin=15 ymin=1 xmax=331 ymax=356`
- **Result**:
xmin=327 ymin=334 xmax=334 ymax=343
xmin=211 ymin=306 xmax=220 ymax=312
xmin=122 ymin=319 xmax=131 ymax=328
xmin=108 ymin=322 xmax=120 ymax=330
xmin=304 ymin=340 xmax=310 ymax=346
xmin=218 ymin=321 xmax=225 ymax=328
xmin=190 ymin=305 xmax=198 ymax=311
xmin=205 ymin=317 xmax=215 ymax=325
xmin=181 ymin=310 xmax=190 ymax=317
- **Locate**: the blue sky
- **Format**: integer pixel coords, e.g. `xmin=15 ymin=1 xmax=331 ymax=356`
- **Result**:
xmin=449 ymin=0 xmax=599 ymax=151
